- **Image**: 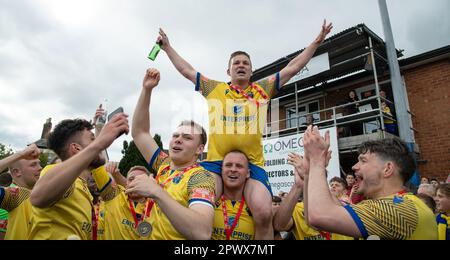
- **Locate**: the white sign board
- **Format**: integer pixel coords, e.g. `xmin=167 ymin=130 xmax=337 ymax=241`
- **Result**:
xmin=284 ymin=52 xmax=330 ymax=86
xmin=263 ymin=127 xmax=340 ymax=196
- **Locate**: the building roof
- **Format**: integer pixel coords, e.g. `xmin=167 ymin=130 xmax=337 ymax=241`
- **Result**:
xmin=399 ymin=44 xmax=450 ymax=69
xmin=252 ymin=24 xmax=403 ymax=97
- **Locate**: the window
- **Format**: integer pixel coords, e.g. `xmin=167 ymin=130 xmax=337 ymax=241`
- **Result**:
xmin=286 ymin=101 xmax=320 ymax=129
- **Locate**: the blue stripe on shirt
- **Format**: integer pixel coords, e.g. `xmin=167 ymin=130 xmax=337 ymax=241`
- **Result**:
xmin=344 ymin=204 xmax=369 ymax=238
xmin=195 ymin=72 xmax=201 ymax=91
xmin=275 ymin=72 xmax=281 ymax=91
xmin=148 ymin=148 xmax=161 ymax=169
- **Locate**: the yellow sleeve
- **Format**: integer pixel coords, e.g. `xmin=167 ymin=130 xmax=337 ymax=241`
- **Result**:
xmin=39 ymin=163 xmax=75 ymax=201
xmin=187 ymin=170 xmax=216 ymax=207
xmin=255 ymin=72 xmax=280 ymax=98
xmin=149 ymin=149 xmax=170 ymax=173
xmin=0 ymin=186 xmax=31 ymax=212
xmin=91 ymin=166 xmax=119 ymax=202
xmin=195 ymin=73 xmax=223 ymax=98
xmin=347 ymin=197 xmax=419 ymax=239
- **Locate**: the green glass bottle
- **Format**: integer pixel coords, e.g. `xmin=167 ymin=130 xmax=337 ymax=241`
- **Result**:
xmin=148 ymin=42 xmax=161 ymax=61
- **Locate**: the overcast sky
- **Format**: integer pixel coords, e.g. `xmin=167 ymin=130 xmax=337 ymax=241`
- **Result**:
xmin=1 ymin=0 xmax=449 ymax=162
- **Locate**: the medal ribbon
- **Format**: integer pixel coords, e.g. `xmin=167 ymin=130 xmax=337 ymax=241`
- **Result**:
xmin=221 ymin=195 xmax=246 ymax=240
xmin=229 ymin=83 xmax=268 ymax=108
xmin=92 ymin=202 xmax=100 ymax=240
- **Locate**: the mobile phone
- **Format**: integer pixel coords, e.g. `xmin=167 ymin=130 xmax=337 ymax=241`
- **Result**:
xmin=107 ymin=107 xmax=126 ymax=138
xmin=108 ymin=107 xmax=124 ymax=121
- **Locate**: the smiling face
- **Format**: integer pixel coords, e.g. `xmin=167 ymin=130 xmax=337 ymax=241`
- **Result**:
xmin=228 ymin=53 xmax=252 ymax=85
xmin=435 ymin=185 xmax=450 ymax=215
xmin=222 ymin=152 xmax=250 ymax=191
xmin=169 ymin=125 xmax=204 ymax=166
xmin=10 ymin=158 xmax=42 ymax=190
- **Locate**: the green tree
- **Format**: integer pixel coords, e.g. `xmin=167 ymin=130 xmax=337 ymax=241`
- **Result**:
xmin=39 ymin=152 xmax=49 ymax=168
xmin=0 ymin=143 xmax=14 ymax=173
xmin=119 ymin=140 xmax=151 ymax=177
xmin=153 ymin=134 xmax=164 ymax=150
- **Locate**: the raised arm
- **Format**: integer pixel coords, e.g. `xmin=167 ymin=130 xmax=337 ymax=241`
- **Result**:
xmin=131 ymin=68 xmax=161 ymax=163
xmin=0 ymin=144 xmax=40 ymax=173
xmin=30 ymin=114 xmax=129 ymax=208
xmin=304 ymin=126 xmax=360 ymax=237
xmin=158 ymin=28 xmax=197 ymax=84
xmin=279 ymin=20 xmax=333 ymax=87
xmin=273 ymin=153 xmax=307 ymax=232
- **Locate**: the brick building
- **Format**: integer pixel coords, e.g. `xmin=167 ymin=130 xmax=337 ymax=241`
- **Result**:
xmin=252 ymin=24 xmax=449 ymax=182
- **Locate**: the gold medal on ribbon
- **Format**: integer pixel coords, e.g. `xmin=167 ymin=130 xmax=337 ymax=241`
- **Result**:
xmin=136 ymin=221 xmax=152 ymax=238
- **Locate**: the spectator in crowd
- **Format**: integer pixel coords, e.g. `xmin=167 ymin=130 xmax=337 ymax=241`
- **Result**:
xmin=417 ymin=183 xmax=436 ymax=198
xmin=211 ymin=150 xmax=255 ymax=240
xmin=416 ymin=193 xmax=436 ymax=214
xmin=435 ymin=183 xmax=450 ymax=240
xmin=157 ymin=21 xmax=332 ymax=239
xmin=421 ymin=177 xmax=430 ymax=184
xmin=0 ymin=144 xmax=41 ymax=240
xmin=381 ymin=101 xmax=397 ymax=135
xmin=304 ymin=127 xmax=437 ymax=239
xmin=273 ymin=152 xmax=352 ymax=240
xmin=346 ymin=90 xmax=363 ymax=136
xmin=430 ymin=178 xmax=440 ymax=190
xmin=345 ymin=173 xmax=364 ymax=204
xmin=347 ymin=90 xmax=360 ymax=114
xmin=329 ymin=177 xmax=350 ymax=204
xmin=126 ymin=68 xmax=216 ymax=240
xmin=29 ymin=115 xmax=128 ymax=240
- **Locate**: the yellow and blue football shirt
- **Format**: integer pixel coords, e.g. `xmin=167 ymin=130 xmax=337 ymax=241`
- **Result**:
xmin=195 ymin=73 xmax=280 ymax=168
xmin=28 ymin=164 xmax=94 ymax=240
xmin=1 ymin=186 xmax=32 ymax=240
xmin=344 ymin=193 xmax=438 ymax=240
xmin=100 ymin=184 xmax=150 ymax=240
xmin=436 ymin=213 xmax=449 ymax=240
xmin=292 ymin=202 xmax=353 ymax=240
xmin=212 ymin=199 xmax=255 ymax=240
xmin=148 ymin=149 xmax=216 ymax=240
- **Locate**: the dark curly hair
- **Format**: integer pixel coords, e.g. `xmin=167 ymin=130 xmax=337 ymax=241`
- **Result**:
xmin=358 ymin=138 xmax=416 ymax=184
xmin=47 ymin=119 xmax=93 ymax=161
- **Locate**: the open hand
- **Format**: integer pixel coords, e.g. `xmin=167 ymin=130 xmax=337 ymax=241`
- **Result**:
xmin=314 ymin=19 xmax=333 ymax=44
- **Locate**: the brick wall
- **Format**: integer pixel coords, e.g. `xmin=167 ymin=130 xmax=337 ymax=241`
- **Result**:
xmin=403 ymin=59 xmax=450 ymax=181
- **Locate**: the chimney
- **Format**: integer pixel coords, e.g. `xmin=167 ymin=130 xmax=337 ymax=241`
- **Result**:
xmin=41 ymin=118 xmax=52 ymax=139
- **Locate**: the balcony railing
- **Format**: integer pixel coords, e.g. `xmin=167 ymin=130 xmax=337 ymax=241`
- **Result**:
xmin=264 ymin=96 xmax=399 ymax=151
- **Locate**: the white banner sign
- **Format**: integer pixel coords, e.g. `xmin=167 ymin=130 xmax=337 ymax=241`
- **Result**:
xmin=284 ymin=52 xmax=330 ymax=86
xmin=263 ymin=127 xmax=340 ymax=196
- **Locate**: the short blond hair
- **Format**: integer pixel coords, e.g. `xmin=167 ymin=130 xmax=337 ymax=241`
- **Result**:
xmin=127 ymin=166 xmax=150 ymax=176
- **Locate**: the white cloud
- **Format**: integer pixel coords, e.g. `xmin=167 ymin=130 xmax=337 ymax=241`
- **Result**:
xmin=0 ymin=0 xmax=449 ymax=162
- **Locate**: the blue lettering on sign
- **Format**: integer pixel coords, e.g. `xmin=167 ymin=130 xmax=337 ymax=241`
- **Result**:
xmin=264 ymin=137 xmax=304 ymax=153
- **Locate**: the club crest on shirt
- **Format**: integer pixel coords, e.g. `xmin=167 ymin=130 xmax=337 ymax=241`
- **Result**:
xmin=228 ymin=216 xmax=239 ymax=229
xmin=233 ymin=105 xmax=243 ymax=115
xmin=247 ymin=92 xmax=254 ymax=98
xmin=172 ymin=175 xmax=184 ymax=184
